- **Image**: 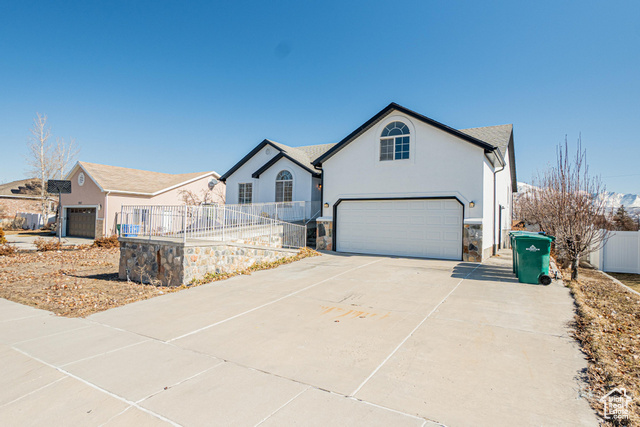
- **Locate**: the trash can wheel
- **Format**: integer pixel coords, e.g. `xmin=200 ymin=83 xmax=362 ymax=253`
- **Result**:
xmin=539 ymin=274 xmax=552 ymax=286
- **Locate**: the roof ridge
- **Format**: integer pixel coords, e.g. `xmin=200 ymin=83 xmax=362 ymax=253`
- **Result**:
xmin=459 ymin=123 xmax=513 ymax=131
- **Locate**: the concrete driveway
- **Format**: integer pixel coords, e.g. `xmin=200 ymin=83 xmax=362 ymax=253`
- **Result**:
xmin=0 ymin=251 xmax=597 ymax=426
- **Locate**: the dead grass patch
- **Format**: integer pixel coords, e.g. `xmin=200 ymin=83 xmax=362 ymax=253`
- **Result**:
xmin=92 ymin=235 xmax=120 ymax=248
xmin=33 ymin=238 xmax=63 ymax=251
xmin=566 ymin=268 xmax=640 ymax=425
xmin=0 ymin=247 xmax=167 ymax=317
xmin=608 ymin=273 xmax=640 ymax=294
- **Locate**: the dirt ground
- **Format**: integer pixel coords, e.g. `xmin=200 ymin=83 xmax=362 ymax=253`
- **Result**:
xmin=567 ymin=268 xmax=640 ymax=425
xmin=609 ymin=272 xmax=640 ymax=293
xmin=0 ymin=247 xmax=166 ymax=317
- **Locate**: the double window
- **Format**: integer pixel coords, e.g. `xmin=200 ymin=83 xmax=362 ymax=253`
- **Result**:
xmin=238 ymin=183 xmax=252 ymax=204
xmin=380 ymin=121 xmax=410 ymax=161
xmin=275 ymin=170 xmax=293 ymax=203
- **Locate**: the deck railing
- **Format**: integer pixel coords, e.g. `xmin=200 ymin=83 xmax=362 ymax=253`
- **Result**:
xmin=119 ymin=204 xmax=307 ymax=249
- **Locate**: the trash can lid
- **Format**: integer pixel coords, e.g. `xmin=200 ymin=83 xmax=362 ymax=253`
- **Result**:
xmin=514 ymin=233 xmax=555 ymax=242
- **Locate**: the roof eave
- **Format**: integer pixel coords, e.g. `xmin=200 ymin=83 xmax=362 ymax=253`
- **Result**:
xmin=252 ymin=152 xmax=320 ymax=179
xmin=220 ymin=140 xmax=283 ymax=182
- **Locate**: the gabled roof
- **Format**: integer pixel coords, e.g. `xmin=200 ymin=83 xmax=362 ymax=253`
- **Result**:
xmin=461 ymin=124 xmax=517 ymax=189
xmin=66 ymin=161 xmax=219 ymax=196
xmin=459 ymin=124 xmax=512 ymax=158
xmin=460 ymin=124 xmax=517 ymax=190
xmin=220 ymin=140 xmax=335 ymax=181
xmin=313 ymin=102 xmax=502 ymax=167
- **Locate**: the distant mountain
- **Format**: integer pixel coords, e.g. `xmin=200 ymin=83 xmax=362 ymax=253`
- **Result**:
xmin=517 ymin=182 xmax=640 ymax=216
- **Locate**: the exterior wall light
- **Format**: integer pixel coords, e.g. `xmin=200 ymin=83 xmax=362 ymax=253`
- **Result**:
xmin=323 ymin=203 xmax=329 ymax=208
xmin=469 ymin=201 xmax=475 ymax=208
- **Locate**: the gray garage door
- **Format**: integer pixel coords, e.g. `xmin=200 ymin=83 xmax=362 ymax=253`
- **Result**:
xmin=66 ymin=208 xmax=96 ymax=238
xmin=336 ymin=199 xmax=463 ymax=260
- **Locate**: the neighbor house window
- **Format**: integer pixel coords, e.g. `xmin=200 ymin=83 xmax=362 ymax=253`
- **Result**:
xmin=238 ymin=183 xmax=252 ymax=204
xmin=380 ymin=121 xmax=410 ymax=161
xmin=275 ymin=170 xmax=293 ymax=202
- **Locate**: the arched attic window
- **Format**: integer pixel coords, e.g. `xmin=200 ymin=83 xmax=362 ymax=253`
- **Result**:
xmin=380 ymin=121 xmax=410 ymax=161
xmin=275 ymin=170 xmax=293 ymax=202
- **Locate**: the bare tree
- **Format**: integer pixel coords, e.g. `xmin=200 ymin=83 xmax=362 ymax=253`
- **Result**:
xmin=53 ymin=136 xmax=80 ymax=179
xmin=25 ymin=113 xmax=80 ymax=223
xmin=26 ymin=113 xmax=54 ymax=220
xmin=528 ymin=136 xmax=610 ymax=280
xmin=178 ymin=182 xmax=225 ymax=206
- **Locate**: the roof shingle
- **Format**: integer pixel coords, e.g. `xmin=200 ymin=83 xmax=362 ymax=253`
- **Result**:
xmin=75 ymin=162 xmax=217 ymax=195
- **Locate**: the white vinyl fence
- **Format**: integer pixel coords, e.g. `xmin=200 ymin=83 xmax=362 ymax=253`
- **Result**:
xmin=119 ymin=204 xmax=307 ymax=249
xmin=590 ymin=231 xmax=640 ymax=274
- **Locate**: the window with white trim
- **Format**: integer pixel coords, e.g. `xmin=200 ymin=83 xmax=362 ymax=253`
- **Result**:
xmin=275 ymin=170 xmax=293 ymax=202
xmin=380 ymin=121 xmax=410 ymax=161
xmin=238 ymin=183 xmax=252 ymax=204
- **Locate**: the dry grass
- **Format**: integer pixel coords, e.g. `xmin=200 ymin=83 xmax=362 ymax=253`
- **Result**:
xmin=33 ymin=238 xmax=63 ymax=251
xmin=566 ymin=268 xmax=640 ymax=425
xmin=92 ymin=235 xmax=120 ymax=248
xmin=0 ymin=245 xmax=17 ymax=257
xmin=608 ymin=273 xmax=640 ymax=294
xmin=187 ymin=247 xmax=321 ymax=287
xmin=0 ymin=247 xmax=167 ymax=317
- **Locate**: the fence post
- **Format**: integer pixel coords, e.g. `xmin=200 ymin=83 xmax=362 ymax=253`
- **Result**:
xmin=183 ymin=204 xmax=187 ymax=244
xmin=275 ymin=203 xmax=278 ymax=221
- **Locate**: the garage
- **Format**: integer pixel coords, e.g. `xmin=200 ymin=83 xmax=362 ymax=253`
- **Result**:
xmin=335 ymin=198 xmax=463 ymax=260
xmin=66 ymin=207 xmax=96 ymax=238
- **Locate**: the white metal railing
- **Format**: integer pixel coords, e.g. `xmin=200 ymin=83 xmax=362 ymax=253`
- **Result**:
xmin=222 ymin=201 xmax=321 ymax=223
xmin=119 ymin=205 xmax=307 ymax=249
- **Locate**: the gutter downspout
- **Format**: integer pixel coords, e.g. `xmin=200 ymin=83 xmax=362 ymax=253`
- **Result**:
xmin=493 ymin=160 xmax=505 ymax=256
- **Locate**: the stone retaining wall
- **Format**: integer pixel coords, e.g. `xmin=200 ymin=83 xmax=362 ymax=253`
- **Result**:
xmin=119 ymin=238 xmax=298 ymax=287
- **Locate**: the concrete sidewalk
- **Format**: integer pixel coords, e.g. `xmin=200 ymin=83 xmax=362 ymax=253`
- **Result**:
xmin=0 ymin=251 xmax=598 ymax=426
xmin=5 ymin=232 xmax=93 ymax=250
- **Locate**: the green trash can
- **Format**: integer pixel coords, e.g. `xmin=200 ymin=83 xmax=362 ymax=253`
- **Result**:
xmin=513 ymin=234 xmax=555 ymax=285
xmin=509 ymin=231 xmax=544 ymax=276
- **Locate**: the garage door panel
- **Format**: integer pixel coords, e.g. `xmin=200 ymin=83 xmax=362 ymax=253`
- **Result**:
xmin=66 ymin=208 xmax=96 ymax=238
xmin=337 ymin=199 xmax=462 ymax=260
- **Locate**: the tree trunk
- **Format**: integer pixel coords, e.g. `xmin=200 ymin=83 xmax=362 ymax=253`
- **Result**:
xmin=571 ymin=255 xmax=579 ymax=280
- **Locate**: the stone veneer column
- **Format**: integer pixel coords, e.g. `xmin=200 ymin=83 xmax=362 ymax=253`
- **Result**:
xmin=463 ymin=221 xmax=483 ymax=262
xmin=316 ymin=218 xmax=333 ymax=251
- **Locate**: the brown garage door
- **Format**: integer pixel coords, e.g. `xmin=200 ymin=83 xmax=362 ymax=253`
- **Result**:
xmin=66 ymin=208 xmax=96 ymax=238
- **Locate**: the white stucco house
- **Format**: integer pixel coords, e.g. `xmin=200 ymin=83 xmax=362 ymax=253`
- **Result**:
xmin=220 ymin=102 xmax=516 ymax=262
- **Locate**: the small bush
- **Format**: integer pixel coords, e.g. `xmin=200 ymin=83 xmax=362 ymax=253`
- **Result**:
xmin=92 ymin=235 xmax=120 ymax=248
xmin=0 ymin=244 xmax=16 ymax=257
xmin=34 ymin=238 xmax=62 ymax=252
xmin=0 ymin=227 xmax=6 ymax=245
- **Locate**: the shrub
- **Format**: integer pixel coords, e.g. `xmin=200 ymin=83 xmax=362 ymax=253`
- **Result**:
xmin=0 ymin=227 xmax=6 ymax=245
xmin=0 ymin=244 xmax=16 ymax=257
xmin=92 ymin=235 xmax=120 ymax=248
xmin=34 ymin=238 xmax=62 ymax=252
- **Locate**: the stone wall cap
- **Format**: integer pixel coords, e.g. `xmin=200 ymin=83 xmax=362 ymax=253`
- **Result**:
xmin=119 ymin=236 xmax=299 ymax=253
xmin=316 ymin=216 xmax=333 ymax=222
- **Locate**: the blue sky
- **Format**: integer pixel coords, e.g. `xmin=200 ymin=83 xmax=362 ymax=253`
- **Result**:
xmin=1 ymin=1 xmax=639 ymax=193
